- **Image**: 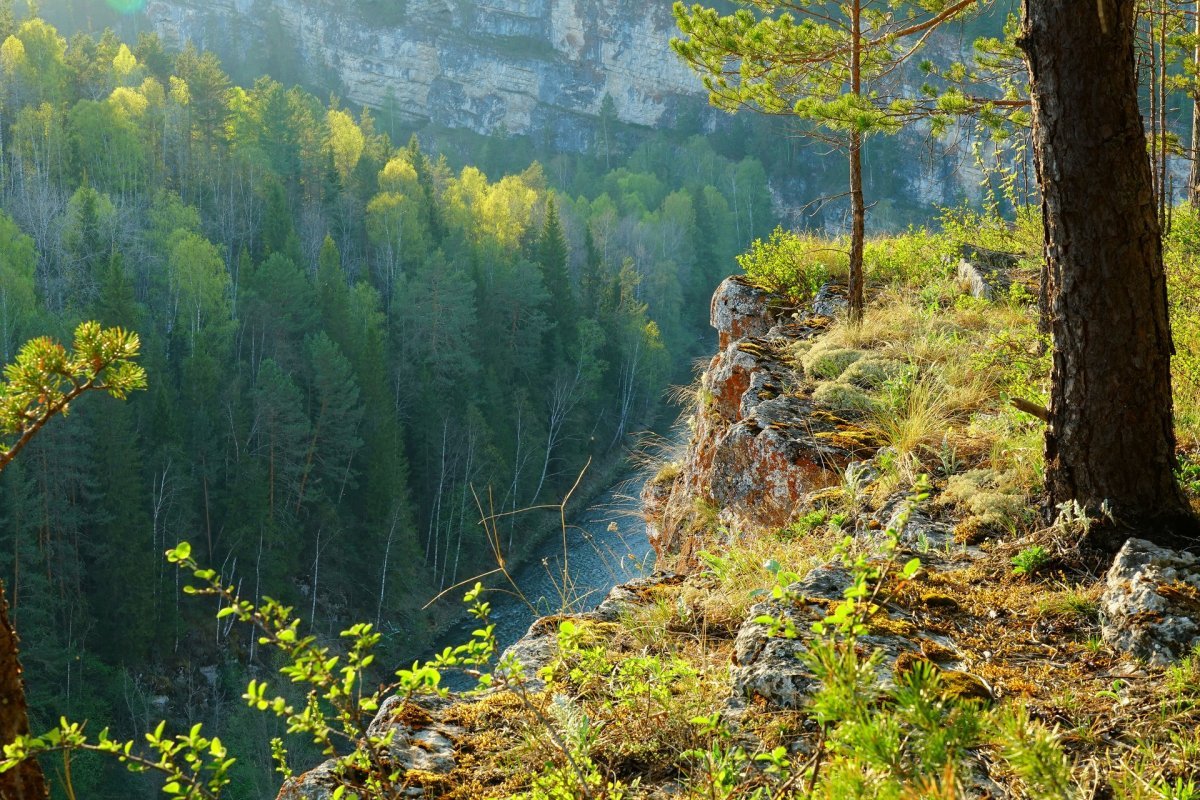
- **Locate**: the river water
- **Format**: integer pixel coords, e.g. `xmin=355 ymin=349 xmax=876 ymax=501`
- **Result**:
xmin=425 ymin=468 xmax=658 ymax=687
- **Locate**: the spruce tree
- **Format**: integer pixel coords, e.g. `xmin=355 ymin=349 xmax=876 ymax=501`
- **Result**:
xmin=537 ymin=195 xmax=576 ymax=363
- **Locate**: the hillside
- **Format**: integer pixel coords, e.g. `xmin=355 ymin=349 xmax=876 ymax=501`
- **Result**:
xmin=270 ymin=214 xmax=1200 ymax=798
xmin=5 ymin=1 xmax=1200 ymax=798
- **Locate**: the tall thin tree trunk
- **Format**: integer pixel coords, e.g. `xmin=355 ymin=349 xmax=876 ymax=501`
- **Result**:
xmin=0 ymin=584 xmax=49 ymax=800
xmin=1158 ymin=2 xmax=1169 ymax=230
xmin=310 ymin=528 xmax=322 ymax=631
xmin=1190 ymin=2 xmax=1200 ymax=205
xmin=1022 ymin=0 xmax=1196 ymax=550
xmin=848 ymin=0 xmax=866 ymax=324
xmin=376 ymin=509 xmax=400 ymax=628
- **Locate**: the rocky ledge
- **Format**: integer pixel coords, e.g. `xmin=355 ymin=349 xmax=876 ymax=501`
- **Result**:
xmin=643 ymin=277 xmax=859 ymax=567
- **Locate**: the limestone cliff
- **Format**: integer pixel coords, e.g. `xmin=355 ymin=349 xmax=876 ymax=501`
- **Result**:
xmin=143 ymin=0 xmax=706 ymax=150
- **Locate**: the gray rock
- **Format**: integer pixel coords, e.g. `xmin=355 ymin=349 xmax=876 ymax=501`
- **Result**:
xmin=369 ymin=696 xmax=463 ymax=774
xmin=731 ymin=565 xmax=845 ymax=709
xmin=276 ymin=696 xmax=461 ymax=799
xmin=810 ymin=283 xmax=849 ymax=318
xmin=710 ymin=277 xmax=778 ymax=349
xmin=955 ymin=250 xmax=1014 ymax=301
xmin=144 ymin=0 xmax=709 ymax=150
xmin=731 ymin=564 xmax=922 ymax=709
xmin=1101 ymin=537 xmax=1200 ymax=664
xmin=497 ymin=619 xmax=560 ymax=691
xmin=277 ymin=761 xmax=339 ymax=800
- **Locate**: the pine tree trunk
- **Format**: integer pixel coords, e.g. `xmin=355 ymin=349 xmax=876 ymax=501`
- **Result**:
xmin=1190 ymin=2 xmax=1200 ymax=206
xmin=0 ymin=583 xmax=49 ymax=800
xmin=848 ymin=0 xmax=866 ymax=325
xmin=1023 ymin=0 xmax=1197 ymax=550
xmin=849 ymin=132 xmax=865 ymax=325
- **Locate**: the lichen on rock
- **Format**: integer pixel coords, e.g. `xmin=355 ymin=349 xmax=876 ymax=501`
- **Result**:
xmin=645 ymin=279 xmax=854 ymax=569
xmin=1101 ymin=537 xmax=1200 ymax=664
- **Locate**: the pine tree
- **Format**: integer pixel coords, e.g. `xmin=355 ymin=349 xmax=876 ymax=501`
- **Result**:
xmin=673 ymin=0 xmax=981 ymax=322
xmin=1023 ymin=0 xmax=1198 ymax=549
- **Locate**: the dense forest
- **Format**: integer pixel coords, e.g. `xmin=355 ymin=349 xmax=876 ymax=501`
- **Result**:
xmin=0 ymin=2 xmax=782 ymax=794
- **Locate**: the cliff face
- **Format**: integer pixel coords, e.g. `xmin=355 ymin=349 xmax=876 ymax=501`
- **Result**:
xmin=143 ymin=0 xmax=706 ymax=150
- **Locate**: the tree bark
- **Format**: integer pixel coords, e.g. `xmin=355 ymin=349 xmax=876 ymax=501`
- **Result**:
xmin=0 ymin=583 xmax=49 ymax=800
xmin=1023 ymin=0 xmax=1197 ymax=551
xmin=849 ymin=133 xmax=865 ymax=326
xmin=848 ymin=0 xmax=866 ymax=325
xmin=1190 ymin=2 xmax=1200 ymax=206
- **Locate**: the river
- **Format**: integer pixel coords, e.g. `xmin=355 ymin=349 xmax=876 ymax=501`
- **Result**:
xmin=426 ymin=467 xmax=658 ymax=688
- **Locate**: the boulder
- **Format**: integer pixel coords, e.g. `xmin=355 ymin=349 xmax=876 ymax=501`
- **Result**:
xmin=730 ymin=567 xmax=849 ymax=710
xmin=956 ymin=249 xmax=1015 ymax=301
xmin=811 ymin=283 xmax=849 ymax=318
xmin=706 ymin=418 xmax=846 ymax=533
xmin=711 ymin=277 xmax=778 ymax=349
xmin=645 ymin=278 xmax=853 ymax=567
xmin=730 ymin=564 xmax=921 ymax=709
xmin=1101 ymin=537 xmax=1200 ymax=664
xmin=276 ymin=696 xmax=460 ymax=799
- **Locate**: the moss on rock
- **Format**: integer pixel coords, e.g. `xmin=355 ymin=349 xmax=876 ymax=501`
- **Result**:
xmin=802 ymin=341 xmax=866 ymax=380
xmin=812 ymin=381 xmax=877 ymax=413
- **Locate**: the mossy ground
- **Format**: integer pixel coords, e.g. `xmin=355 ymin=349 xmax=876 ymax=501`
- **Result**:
xmin=404 ymin=211 xmax=1200 ymax=798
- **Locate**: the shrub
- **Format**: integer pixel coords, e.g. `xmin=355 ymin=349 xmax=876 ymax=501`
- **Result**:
xmin=738 ymin=226 xmax=841 ymax=300
xmin=840 ymin=356 xmax=908 ymax=390
xmin=813 ymin=381 xmax=877 ymax=413
xmin=864 ymin=227 xmax=957 ymax=287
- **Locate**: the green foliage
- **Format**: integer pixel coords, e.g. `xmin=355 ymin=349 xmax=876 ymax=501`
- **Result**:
xmin=1011 ymin=545 xmax=1050 ymax=577
xmin=0 ymin=19 xmax=764 ymax=793
xmin=672 ymin=2 xmax=977 ymax=132
xmin=863 ymin=229 xmax=958 ymax=287
xmin=1164 ymin=205 xmax=1200 ymax=447
xmin=0 ymin=321 xmax=146 ymax=471
xmin=2 ymin=717 xmax=236 ymax=800
xmin=737 ymin=226 xmax=837 ymax=300
xmin=4 ymin=542 xmax=500 ymax=799
xmin=991 ymin=705 xmax=1076 ymax=799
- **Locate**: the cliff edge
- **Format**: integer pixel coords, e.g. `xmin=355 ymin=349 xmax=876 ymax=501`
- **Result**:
xmin=144 ymin=0 xmax=706 ymax=150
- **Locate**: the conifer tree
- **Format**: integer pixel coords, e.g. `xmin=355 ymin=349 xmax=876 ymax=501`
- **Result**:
xmin=673 ymin=0 xmax=981 ymax=322
xmin=1023 ymin=0 xmax=1198 ymax=549
xmin=537 ymin=195 xmax=576 ymax=362
xmin=0 ymin=323 xmax=146 ymax=800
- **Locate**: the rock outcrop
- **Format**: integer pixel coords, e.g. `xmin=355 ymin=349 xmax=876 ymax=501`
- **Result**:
xmin=143 ymin=0 xmax=707 ymax=150
xmin=1101 ymin=537 xmax=1200 ymax=664
xmin=645 ymin=277 xmax=852 ymax=568
xmin=955 ymin=247 xmax=1016 ymax=301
